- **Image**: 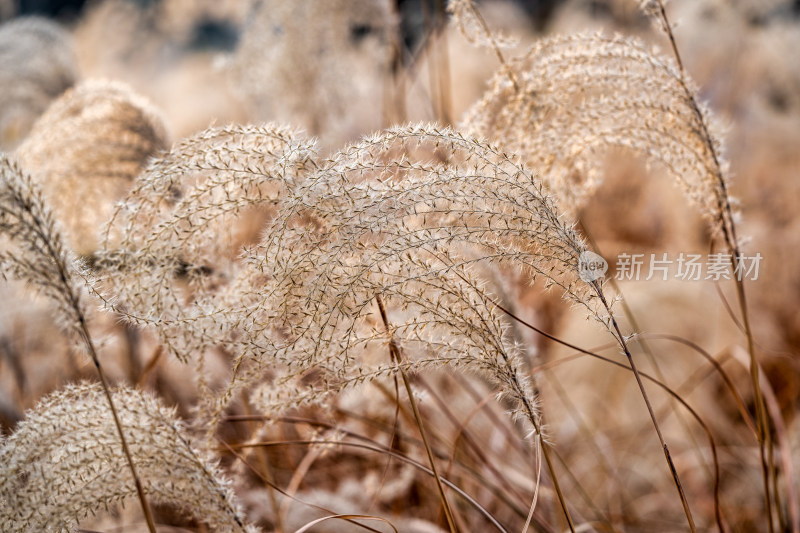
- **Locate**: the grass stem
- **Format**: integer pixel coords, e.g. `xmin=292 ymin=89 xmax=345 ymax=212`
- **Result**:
xmin=375 ymin=294 xmax=460 ymax=533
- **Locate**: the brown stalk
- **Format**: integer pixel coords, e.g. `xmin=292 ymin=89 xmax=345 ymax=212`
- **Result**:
xmin=374 ymin=294 xmax=459 ymax=533
xmin=532 ymin=334 xmax=738 ymax=530
xmin=463 ymin=0 xmax=519 ymax=92
xmin=136 ymin=345 xmax=163 ymax=389
xmin=218 ymin=438 xmax=388 ymax=533
xmin=439 ymin=262 xmax=575 ymax=532
xmin=228 ymin=438 xmax=509 ymax=532
xmin=577 ymin=220 xmax=703 ymax=450
xmin=241 ymin=398 xmax=285 ymax=533
xmin=637 ymin=334 xmax=757 ymax=436
xmin=23 ymin=182 xmax=158 ymax=533
xmin=545 ymin=369 xmax=625 ymax=528
xmin=590 ymin=282 xmax=697 ymax=531
xmin=295 ymin=514 xmax=399 ymax=533
xmin=0 ymin=336 xmax=26 ymax=406
xmin=228 ymin=412 xmax=530 ymax=527
xmin=434 ymin=0 xmax=453 ymax=124
xmin=488 ymin=292 xmax=719 ymax=531
xmin=386 ymin=0 xmax=408 ymax=126
xmin=366 ymin=373 xmax=403 ymax=515
xmin=80 ymin=329 xmax=158 ymax=533
xmin=421 ymin=0 xmax=452 ymax=124
xmin=418 ymin=377 xmax=530 ymax=507
xmin=418 ymin=377 xmax=573 ymax=531
xmin=464 ymin=6 xmax=692 ymax=523
xmin=651 ymin=2 xmax=774 ymax=528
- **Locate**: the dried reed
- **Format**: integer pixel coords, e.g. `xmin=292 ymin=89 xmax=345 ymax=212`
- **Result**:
xmin=16 ymin=80 xmax=168 ymax=255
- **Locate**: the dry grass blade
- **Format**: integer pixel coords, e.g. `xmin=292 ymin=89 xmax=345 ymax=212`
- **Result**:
xmin=375 ymin=294 xmax=458 ymax=533
xmin=295 ymin=514 xmax=399 ymax=533
xmin=227 ymin=437 xmax=507 ymax=532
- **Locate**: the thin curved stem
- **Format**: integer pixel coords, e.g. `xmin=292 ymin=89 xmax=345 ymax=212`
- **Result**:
xmin=492 ymin=292 xmax=718 ymax=531
xmin=375 ymin=295 xmax=459 ymax=533
xmin=35 ymin=203 xmax=157 ymax=533
xmin=227 ymin=439 xmax=509 ymax=533
xmin=651 ymin=2 xmax=774 ymax=528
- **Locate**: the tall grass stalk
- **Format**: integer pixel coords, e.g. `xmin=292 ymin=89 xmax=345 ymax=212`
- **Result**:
xmin=375 ymin=294 xmax=459 ymax=532
xmin=0 ymin=157 xmax=157 ymax=533
xmin=644 ymin=1 xmax=775 ymax=528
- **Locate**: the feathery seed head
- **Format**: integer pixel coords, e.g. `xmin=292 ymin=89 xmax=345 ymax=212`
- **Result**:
xmin=95 ymin=123 xmax=316 ymax=368
xmin=0 ymin=155 xmax=90 ymax=345
xmin=462 ymin=32 xmax=735 ymax=232
xmin=96 ymin=121 xmax=605 ymax=440
xmin=0 ymin=382 xmax=257 ymax=532
xmin=15 ymin=79 xmax=168 ymax=255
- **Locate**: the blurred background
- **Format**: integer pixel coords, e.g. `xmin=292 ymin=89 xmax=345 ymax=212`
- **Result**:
xmin=1 ymin=0 xmax=799 ymax=531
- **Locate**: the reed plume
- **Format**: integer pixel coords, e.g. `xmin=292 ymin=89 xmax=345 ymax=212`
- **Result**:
xmin=97 ymin=121 xmax=603 ymax=461
xmin=461 ymin=31 xmax=733 ymax=229
xmin=16 ymin=79 xmax=168 ymax=255
xmin=93 ymin=122 xmax=602 ymax=528
xmin=454 ymin=5 xmax=720 ymax=526
xmin=0 ymin=156 xmax=90 ymax=344
xmin=0 ymin=154 xmax=161 ymax=531
xmin=96 ymin=124 xmax=315 ymax=362
xmin=0 ymin=382 xmax=257 ymax=532
xmin=639 ymin=1 xmax=778 ymax=528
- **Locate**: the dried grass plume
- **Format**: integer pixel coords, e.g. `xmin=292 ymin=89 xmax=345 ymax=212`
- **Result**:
xmin=462 ymin=31 xmax=733 ymax=230
xmin=15 ymin=79 xmax=168 ymax=255
xmin=0 ymin=382 xmax=258 ymax=532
